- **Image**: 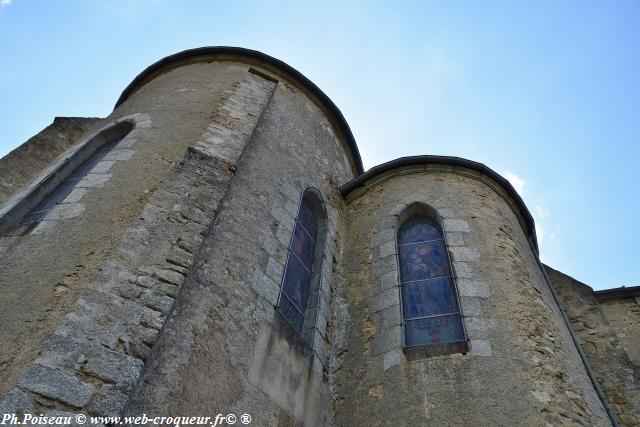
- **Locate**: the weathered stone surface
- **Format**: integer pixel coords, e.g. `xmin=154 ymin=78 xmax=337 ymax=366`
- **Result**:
xmin=546 ymin=265 xmax=640 ymax=425
xmin=82 ymin=348 xmax=143 ymax=386
xmin=457 ymin=280 xmax=491 ymax=298
xmin=0 ymin=388 xmax=32 ymax=413
xmin=252 ymin=270 xmax=280 ymax=306
xmin=443 ymin=218 xmax=470 ymax=233
xmin=370 ymin=289 xmax=400 ymax=313
xmin=86 ymin=384 xmax=129 ymax=415
xmin=19 ymin=364 xmax=94 ymax=408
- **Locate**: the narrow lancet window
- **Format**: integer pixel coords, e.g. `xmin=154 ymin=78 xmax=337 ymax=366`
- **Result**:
xmin=21 ymin=137 xmax=123 ymax=225
xmin=277 ymin=196 xmax=319 ymax=333
xmin=398 ymin=205 xmax=466 ymax=347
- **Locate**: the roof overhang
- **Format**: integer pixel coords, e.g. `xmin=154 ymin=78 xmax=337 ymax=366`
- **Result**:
xmin=594 ymin=286 xmax=640 ymax=301
xmin=340 ymin=155 xmax=539 ymax=252
xmin=114 ymin=46 xmax=364 ymax=175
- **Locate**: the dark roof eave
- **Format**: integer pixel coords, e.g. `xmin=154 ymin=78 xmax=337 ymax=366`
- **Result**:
xmin=114 ymin=46 xmax=363 ymax=175
xmin=593 ymin=286 xmax=640 ymax=301
xmin=340 ymin=155 xmax=539 ymax=252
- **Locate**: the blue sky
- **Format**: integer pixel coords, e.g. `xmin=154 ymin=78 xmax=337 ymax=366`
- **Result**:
xmin=1 ymin=1 xmax=638 ymax=290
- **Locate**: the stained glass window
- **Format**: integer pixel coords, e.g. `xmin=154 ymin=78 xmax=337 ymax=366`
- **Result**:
xmin=278 ymin=197 xmax=318 ymax=333
xmin=398 ymin=213 xmax=465 ymax=346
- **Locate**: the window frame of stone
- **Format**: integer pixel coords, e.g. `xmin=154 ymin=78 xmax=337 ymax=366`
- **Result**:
xmin=276 ymin=187 xmax=328 ymax=346
xmin=395 ymin=202 xmax=469 ymax=358
xmin=0 ymin=121 xmax=135 ymax=236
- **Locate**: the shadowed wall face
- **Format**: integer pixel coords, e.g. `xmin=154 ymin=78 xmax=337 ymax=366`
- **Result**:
xmin=334 ymin=168 xmax=609 ymax=426
xmin=545 ymin=265 xmax=640 ymax=426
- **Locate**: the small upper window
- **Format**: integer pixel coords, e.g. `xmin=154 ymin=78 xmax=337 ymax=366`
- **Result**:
xmin=1 ymin=121 xmax=134 ymax=234
xmin=277 ymin=191 xmax=324 ymax=335
xmin=397 ymin=204 xmax=466 ymax=348
xmin=21 ymin=137 xmax=123 ymax=225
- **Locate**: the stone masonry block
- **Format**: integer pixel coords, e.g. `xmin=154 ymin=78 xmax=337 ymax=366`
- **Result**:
xmin=371 ymin=325 xmax=402 ymax=356
xmin=457 ymin=280 xmax=490 ymax=298
xmin=46 ymin=203 xmax=85 ymax=220
xmin=471 ymin=339 xmax=493 ymax=357
xmin=460 ymin=296 xmax=481 ymax=316
xmin=378 ymin=305 xmax=402 ymax=329
xmin=445 ymin=232 xmax=465 ymax=246
xmin=266 ymin=257 xmax=284 ymax=283
xmin=383 ymin=349 xmax=402 ymax=371
xmin=37 ymin=334 xmax=83 ymax=370
xmin=283 ymin=198 xmax=298 ymax=216
xmin=370 ymin=228 xmax=395 ymax=248
xmin=86 ymin=384 xmax=129 ymax=416
xmin=252 ymin=270 xmax=280 ymax=306
xmin=452 ymin=261 xmax=473 ymax=279
xmin=77 ymin=173 xmax=112 ymax=188
xmin=90 ymin=160 xmax=116 ymax=174
xmin=376 ymin=270 xmax=399 ymax=292
xmin=450 ymin=246 xmax=480 ymax=262
xmin=371 ymin=289 xmax=400 ymax=313
xmin=271 ymin=205 xmax=295 ymax=232
xmin=372 ymin=255 xmax=397 ymax=279
xmin=443 ymin=219 xmax=470 ymax=233
xmin=0 ymin=388 xmax=32 ymax=414
xmin=263 ymin=236 xmax=288 ymax=265
xmin=138 ymin=290 xmax=175 ymax=316
xmin=466 ymin=317 xmax=497 ymax=335
xmin=59 ymin=187 xmax=87 ymax=204
xmin=83 ymin=347 xmax=143 ymax=386
xmin=275 ymin=224 xmax=293 ymax=248
xmin=437 ymin=207 xmax=455 ymax=218
xmin=379 ymin=241 xmax=396 ymax=258
xmin=19 ymin=364 xmax=94 ymax=408
xmin=280 ymin=182 xmax=301 ymax=204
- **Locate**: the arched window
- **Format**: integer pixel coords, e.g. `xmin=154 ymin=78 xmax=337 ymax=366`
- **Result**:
xmin=2 ymin=121 xmax=134 ymax=233
xmin=397 ymin=204 xmax=466 ymax=348
xmin=277 ymin=190 xmax=325 ymax=335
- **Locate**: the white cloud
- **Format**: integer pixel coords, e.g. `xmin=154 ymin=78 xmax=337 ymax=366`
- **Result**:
xmin=0 ymin=0 xmax=12 ymax=6
xmin=503 ymin=170 xmax=525 ymax=195
xmin=534 ymin=205 xmax=549 ymax=220
xmin=532 ymin=205 xmax=557 ymax=245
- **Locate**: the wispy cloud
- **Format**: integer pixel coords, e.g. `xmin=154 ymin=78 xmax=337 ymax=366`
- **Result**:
xmin=0 ymin=0 xmax=12 ymax=7
xmin=534 ymin=205 xmax=549 ymax=220
xmin=503 ymin=170 xmax=525 ymax=195
xmin=532 ymin=205 xmax=557 ymax=245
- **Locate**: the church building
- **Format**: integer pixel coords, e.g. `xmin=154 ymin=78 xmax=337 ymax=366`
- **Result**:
xmin=0 ymin=47 xmax=638 ymax=426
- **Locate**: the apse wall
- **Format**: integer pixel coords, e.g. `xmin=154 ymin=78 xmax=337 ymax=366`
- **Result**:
xmin=334 ymin=164 xmax=610 ymax=426
xmin=0 ymin=49 xmax=358 ymax=424
xmin=124 ymin=59 xmax=356 ymax=425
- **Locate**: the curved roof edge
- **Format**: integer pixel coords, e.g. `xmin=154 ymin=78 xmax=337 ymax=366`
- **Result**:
xmin=340 ymin=155 xmax=539 ymax=252
xmin=114 ymin=46 xmax=363 ymax=174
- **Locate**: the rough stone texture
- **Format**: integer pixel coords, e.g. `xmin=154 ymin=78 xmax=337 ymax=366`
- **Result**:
xmin=0 ymin=117 xmax=102 ymax=205
xmin=335 ymin=169 xmax=609 ymax=426
xmin=0 ymin=60 xmax=241 ymax=399
xmin=18 ymin=364 xmax=94 ymax=408
xmin=0 ymin=50 xmax=634 ymax=426
xmin=545 ymin=265 xmax=640 ymax=426
xmin=123 ymin=64 xmax=353 ymax=427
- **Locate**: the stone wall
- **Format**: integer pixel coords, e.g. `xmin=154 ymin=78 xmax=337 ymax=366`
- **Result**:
xmin=598 ymin=297 xmax=640 ymax=367
xmin=545 ymin=265 xmax=640 ymax=426
xmin=0 ymin=61 xmax=244 ymax=400
xmin=124 ymin=65 xmax=354 ymax=426
xmin=333 ymin=167 xmax=609 ymax=426
xmin=0 ymin=117 xmax=102 ymax=206
xmin=0 ymin=66 xmax=278 ymax=417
